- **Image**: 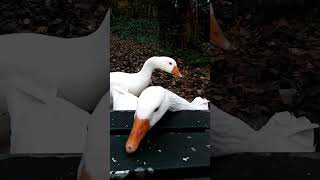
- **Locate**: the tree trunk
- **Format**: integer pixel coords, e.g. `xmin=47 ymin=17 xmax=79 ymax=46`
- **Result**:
xmin=179 ymin=0 xmax=199 ymax=49
xmin=117 ymin=0 xmax=129 ymax=16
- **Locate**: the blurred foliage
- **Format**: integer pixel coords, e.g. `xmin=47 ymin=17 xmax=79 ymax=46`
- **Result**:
xmin=111 ymin=0 xmax=210 ymax=66
xmin=111 ymin=16 xmax=160 ymax=44
xmin=111 ymin=0 xmax=160 ymax=18
xmin=157 ymin=0 xmax=209 ymax=49
xmin=214 ymin=0 xmax=320 ymax=22
xmin=178 ymin=49 xmax=211 ymax=66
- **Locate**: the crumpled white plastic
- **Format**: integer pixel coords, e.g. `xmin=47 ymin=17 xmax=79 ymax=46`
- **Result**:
xmin=211 ymin=103 xmax=319 ymax=157
xmin=7 ymin=82 xmax=91 ymax=154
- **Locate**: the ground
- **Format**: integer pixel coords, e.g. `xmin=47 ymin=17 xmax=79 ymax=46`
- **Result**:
xmin=0 ymin=1 xmax=108 ymax=37
xmin=211 ymin=3 xmax=320 ymax=129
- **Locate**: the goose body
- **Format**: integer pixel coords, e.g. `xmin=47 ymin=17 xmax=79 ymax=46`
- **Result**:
xmin=110 ymin=86 xmax=138 ymax=111
xmin=126 ymin=86 xmax=209 ymax=153
xmin=110 ymin=56 xmax=182 ymax=97
xmin=110 ymin=71 xmax=150 ymax=97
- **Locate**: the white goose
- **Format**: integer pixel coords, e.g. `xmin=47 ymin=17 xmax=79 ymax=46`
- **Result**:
xmin=110 ymin=56 xmax=182 ymax=110
xmin=125 ymin=86 xmax=209 ymax=153
xmin=110 ymin=56 xmax=182 ymax=97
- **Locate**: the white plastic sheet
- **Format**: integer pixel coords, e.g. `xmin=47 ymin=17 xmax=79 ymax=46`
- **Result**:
xmin=7 ymin=86 xmax=91 ymax=154
xmin=211 ymin=103 xmax=319 ymax=157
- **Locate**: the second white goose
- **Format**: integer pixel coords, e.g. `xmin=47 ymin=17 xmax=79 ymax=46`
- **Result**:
xmin=125 ymin=86 xmax=209 ymax=153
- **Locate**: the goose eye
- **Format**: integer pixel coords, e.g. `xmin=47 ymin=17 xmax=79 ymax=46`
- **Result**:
xmin=169 ymin=62 xmax=172 ymax=65
xmin=154 ymin=107 xmax=159 ymax=112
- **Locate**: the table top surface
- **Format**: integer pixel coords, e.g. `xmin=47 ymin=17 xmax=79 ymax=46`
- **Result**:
xmin=110 ymin=110 xmax=211 ymax=179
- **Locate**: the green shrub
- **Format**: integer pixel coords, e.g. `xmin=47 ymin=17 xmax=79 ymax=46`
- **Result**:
xmin=178 ymin=49 xmax=210 ymax=66
xmin=111 ymin=16 xmax=160 ymax=44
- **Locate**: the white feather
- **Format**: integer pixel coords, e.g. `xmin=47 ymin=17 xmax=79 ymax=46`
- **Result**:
xmin=191 ymin=97 xmax=210 ymax=110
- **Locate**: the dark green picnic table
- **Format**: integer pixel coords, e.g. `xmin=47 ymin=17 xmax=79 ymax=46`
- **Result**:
xmin=0 ymin=154 xmax=81 ymax=180
xmin=110 ymin=111 xmax=210 ymax=179
xmin=0 ymin=111 xmax=210 ymax=180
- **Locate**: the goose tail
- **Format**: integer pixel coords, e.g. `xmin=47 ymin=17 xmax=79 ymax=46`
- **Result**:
xmin=191 ymin=97 xmax=209 ymax=110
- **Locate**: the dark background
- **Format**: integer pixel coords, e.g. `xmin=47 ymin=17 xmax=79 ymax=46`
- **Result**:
xmin=211 ymin=0 xmax=320 ymax=131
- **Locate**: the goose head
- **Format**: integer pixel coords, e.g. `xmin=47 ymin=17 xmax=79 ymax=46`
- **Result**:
xmin=126 ymin=86 xmax=168 ymax=153
xmin=149 ymin=56 xmax=182 ymax=77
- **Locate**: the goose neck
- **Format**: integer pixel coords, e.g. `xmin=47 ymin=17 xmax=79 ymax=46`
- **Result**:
xmin=138 ymin=59 xmax=155 ymax=76
xmin=167 ymin=91 xmax=194 ymax=111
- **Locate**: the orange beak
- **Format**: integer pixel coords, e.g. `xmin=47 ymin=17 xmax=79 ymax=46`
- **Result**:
xmin=126 ymin=116 xmax=150 ymax=153
xmin=171 ymin=66 xmax=182 ymax=77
